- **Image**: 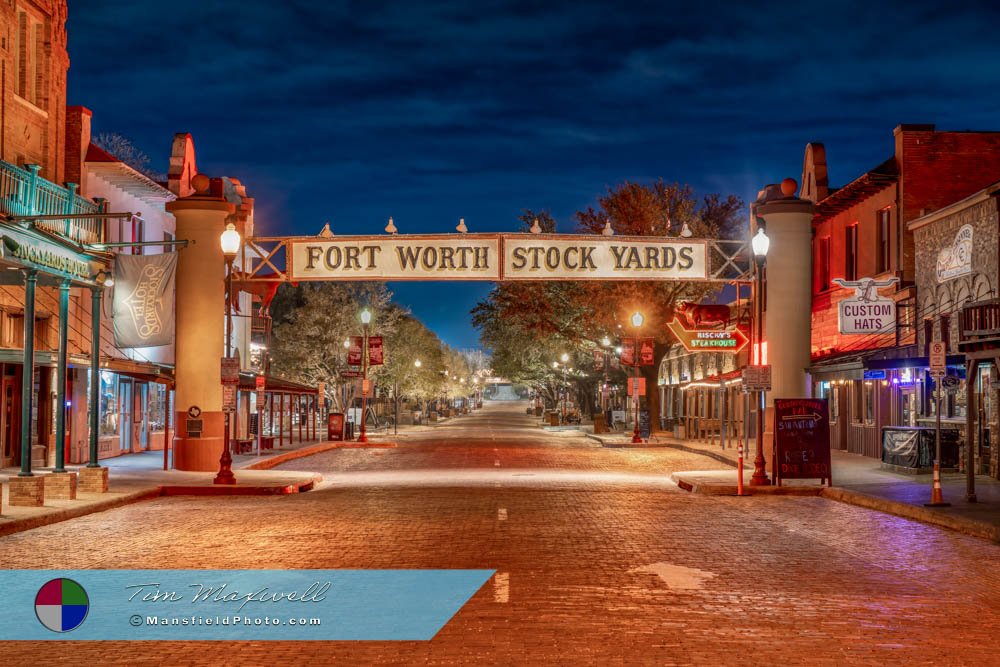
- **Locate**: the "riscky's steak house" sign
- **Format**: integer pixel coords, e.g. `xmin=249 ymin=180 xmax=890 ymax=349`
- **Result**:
xmin=288 ymin=234 xmax=708 ymax=282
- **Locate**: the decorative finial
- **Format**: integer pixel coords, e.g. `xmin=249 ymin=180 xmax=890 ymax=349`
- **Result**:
xmin=385 ymin=216 xmax=398 ymax=234
xmin=679 ymin=221 xmax=693 ymax=238
xmin=319 ymin=222 xmax=334 ymax=238
xmin=530 ymin=218 xmax=542 ymax=234
xmin=780 ymin=177 xmax=798 ymax=197
xmin=191 ymin=173 xmax=210 ymax=194
xmin=456 ymin=217 xmax=468 ymax=233
xmin=602 ymin=219 xmax=614 ymax=236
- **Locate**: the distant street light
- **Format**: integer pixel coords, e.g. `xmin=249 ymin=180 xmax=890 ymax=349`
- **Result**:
xmin=751 ymin=224 xmax=770 ymax=486
xmin=358 ymin=308 xmax=373 ymax=443
xmin=630 ymin=311 xmax=644 ymax=443
xmin=215 ymin=223 xmax=241 ymax=485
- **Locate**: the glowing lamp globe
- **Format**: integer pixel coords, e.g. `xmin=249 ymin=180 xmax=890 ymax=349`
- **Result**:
xmin=630 ymin=312 xmax=644 ymax=328
xmin=220 ymin=223 xmax=241 ymax=256
xmin=360 ymin=308 xmax=372 ymax=325
xmin=752 ymin=228 xmax=770 ymax=259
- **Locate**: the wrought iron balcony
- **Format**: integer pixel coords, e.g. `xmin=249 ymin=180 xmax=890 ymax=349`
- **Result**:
xmin=0 ymin=161 xmax=104 ymax=245
xmin=959 ymin=299 xmax=1000 ymax=347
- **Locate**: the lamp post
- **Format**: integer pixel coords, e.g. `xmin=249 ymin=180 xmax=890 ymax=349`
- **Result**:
xmin=630 ymin=311 xmax=644 ymax=443
xmin=600 ymin=336 xmax=612 ymax=419
xmin=214 ymin=222 xmax=241 ymax=485
xmin=359 ymin=308 xmax=372 ymax=443
xmin=414 ymin=359 xmax=423 ymax=421
xmin=560 ymin=353 xmax=570 ymax=422
xmin=750 ymin=226 xmax=771 ymax=486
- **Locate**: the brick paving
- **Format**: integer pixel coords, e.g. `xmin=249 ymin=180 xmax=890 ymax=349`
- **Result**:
xmin=0 ymin=402 xmax=998 ymax=665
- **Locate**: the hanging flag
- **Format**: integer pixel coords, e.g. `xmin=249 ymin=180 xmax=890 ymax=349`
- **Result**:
xmin=593 ymin=349 xmax=604 ymax=372
xmin=639 ymin=337 xmax=656 ymax=366
xmin=111 ymin=253 xmax=177 ymax=348
xmin=620 ymin=338 xmax=635 ymax=367
xmin=368 ymin=336 xmax=384 ymax=366
xmin=347 ymin=336 xmax=364 ymax=365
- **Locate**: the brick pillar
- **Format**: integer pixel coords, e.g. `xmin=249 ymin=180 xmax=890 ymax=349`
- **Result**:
xmin=78 ymin=466 xmax=109 ymax=493
xmin=45 ymin=472 xmax=77 ymax=500
xmin=8 ymin=476 xmax=45 ymax=507
xmin=755 ymin=180 xmax=815 ymax=473
xmin=166 ymin=174 xmax=235 ymax=471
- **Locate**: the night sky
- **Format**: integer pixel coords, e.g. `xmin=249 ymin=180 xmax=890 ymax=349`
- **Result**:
xmin=67 ymin=1 xmax=1000 ymax=348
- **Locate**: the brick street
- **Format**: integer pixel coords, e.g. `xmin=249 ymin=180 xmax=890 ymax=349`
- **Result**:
xmin=0 ymin=402 xmax=998 ymax=665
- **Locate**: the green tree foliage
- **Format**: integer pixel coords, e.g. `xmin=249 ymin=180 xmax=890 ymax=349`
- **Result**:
xmin=474 ymin=181 xmax=745 ymax=415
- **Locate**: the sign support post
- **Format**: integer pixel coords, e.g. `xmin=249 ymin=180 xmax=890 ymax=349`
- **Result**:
xmin=926 ymin=342 xmax=951 ymax=507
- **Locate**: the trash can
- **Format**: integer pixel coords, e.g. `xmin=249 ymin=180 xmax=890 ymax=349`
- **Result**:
xmin=327 ymin=412 xmax=345 ymax=441
xmin=593 ymin=412 xmax=606 ymax=434
xmin=535 ymin=406 xmax=543 ymax=417
xmin=547 ymin=411 xmax=559 ymax=426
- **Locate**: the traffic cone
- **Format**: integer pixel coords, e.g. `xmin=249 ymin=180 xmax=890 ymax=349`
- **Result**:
xmin=924 ymin=461 xmax=951 ymax=507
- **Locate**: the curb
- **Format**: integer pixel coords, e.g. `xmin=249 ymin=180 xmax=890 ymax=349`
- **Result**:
xmin=820 ymin=487 xmax=1000 ymax=543
xmin=0 ymin=487 xmax=162 ymax=539
xmin=242 ymin=441 xmax=396 ymax=471
xmin=586 ymin=433 xmax=739 ymax=468
xmin=670 ymin=473 xmax=822 ymax=496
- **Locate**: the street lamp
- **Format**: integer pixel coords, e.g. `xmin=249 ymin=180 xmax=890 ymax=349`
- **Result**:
xmin=358 ymin=308 xmax=372 ymax=443
xmin=215 ymin=222 xmax=240 ymax=485
xmin=630 ymin=312 xmax=644 ymax=443
xmin=750 ymin=225 xmax=770 ymax=486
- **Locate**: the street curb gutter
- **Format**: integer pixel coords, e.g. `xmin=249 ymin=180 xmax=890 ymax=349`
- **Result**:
xmin=242 ymin=441 xmax=395 ymax=471
xmin=0 ymin=488 xmax=161 ymax=539
xmin=586 ymin=433 xmax=739 ymax=468
xmin=820 ymin=487 xmax=1000 ymax=544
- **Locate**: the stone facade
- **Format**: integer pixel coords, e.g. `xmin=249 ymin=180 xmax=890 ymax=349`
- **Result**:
xmin=912 ymin=194 xmax=998 ymax=353
xmin=43 ymin=470 xmax=76 ymax=499
xmin=8 ymin=474 xmax=44 ymax=506
xmin=78 ymin=466 xmax=108 ymax=493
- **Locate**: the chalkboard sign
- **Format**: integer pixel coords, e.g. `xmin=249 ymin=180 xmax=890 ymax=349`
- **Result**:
xmin=773 ymin=398 xmax=832 ymax=486
xmin=639 ymin=410 xmax=651 ymax=440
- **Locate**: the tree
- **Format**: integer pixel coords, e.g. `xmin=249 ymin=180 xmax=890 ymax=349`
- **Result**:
xmin=474 ymin=182 xmax=745 ymax=421
xmin=93 ymin=132 xmax=165 ymax=182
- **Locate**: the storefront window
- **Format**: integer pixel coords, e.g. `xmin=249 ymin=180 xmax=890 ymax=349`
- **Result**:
xmin=149 ymin=384 xmax=168 ymax=431
xmin=865 ymin=382 xmax=875 ymax=423
xmin=100 ymin=371 xmax=119 ymax=436
xmin=830 ymin=386 xmax=839 ymax=423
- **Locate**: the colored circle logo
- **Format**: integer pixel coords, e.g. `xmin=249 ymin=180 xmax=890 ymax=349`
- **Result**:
xmin=35 ymin=578 xmax=89 ymax=633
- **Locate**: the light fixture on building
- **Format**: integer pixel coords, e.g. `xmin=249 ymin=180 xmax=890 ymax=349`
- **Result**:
xmin=94 ymin=269 xmax=114 ymax=287
xmin=456 ymin=218 xmax=468 ymax=233
xmin=530 ymin=218 xmax=542 ymax=234
xmin=385 ymin=217 xmax=398 ymax=234
xmin=602 ymin=219 xmax=614 ymax=236
xmin=679 ymin=221 xmax=693 ymax=238
xmin=318 ymin=222 xmax=334 ymax=238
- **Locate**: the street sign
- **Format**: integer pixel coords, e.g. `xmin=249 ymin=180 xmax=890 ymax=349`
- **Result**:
xmin=222 ymin=385 xmax=237 ymax=413
xmin=255 ymin=375 xmax=266 ymax=390
xmin=340 ymin=370 xmax=363 ymax=378
xmin=221 ymin=356 xmax=240 ymax=385
xmin=941 ymin=375 xmax=960 ymax=394
xmin=741 ymin=365 xmax=771 ymax=392
xmin=362 ymin=379 xmax=373 ymax=398
xmin=832 ymin=277 xmax=899 ymax=335
xmin=667 ymin=319 xmax=749 ymax=354
xmin=929 ymin=341 xmax=946 ymax=377
xmin=318 ymin=381 xmax=326 ymax=407
xmin=627 ymin=377 xmax=646 ymax=396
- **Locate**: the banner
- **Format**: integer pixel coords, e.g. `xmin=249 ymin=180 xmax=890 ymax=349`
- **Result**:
xmin=368 ymin=336 xmax=384 ymax=366
xmin=593 ymin=349 xmax=604 ymax=372
xmin=347 ymin=336 xmax=363 ymax=365
xmin=639 ymin=337 xmax=655 ymax=366
xmin=112 ymin=253 xmax=177 ymax=348
xmin=620 ymin=339 xmax=634 ymax=367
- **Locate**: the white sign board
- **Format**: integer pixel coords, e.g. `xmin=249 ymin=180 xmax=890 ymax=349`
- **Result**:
xmin=291 ymin=235 xmax=501 ymax=281
xmin=833 ymin=277 xmax=899 ymax=335
xmin=929 ymin=341 xmax=946 ymax=377
xmin=502 ymin=235 xmax=708 ymax=281
xmin=288 ymin=234 xmax=709 ymax=282
xmin=742 ymin=365 xmax=772 ymax=392
xmin=936 ymin=224 xmax=973 ymax=283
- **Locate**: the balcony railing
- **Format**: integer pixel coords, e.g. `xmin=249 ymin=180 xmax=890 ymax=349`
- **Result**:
xmin=959 ymin=299 xmax=1000 ymax=347
xmin=0 ymin=160 xmax=103 ymax=245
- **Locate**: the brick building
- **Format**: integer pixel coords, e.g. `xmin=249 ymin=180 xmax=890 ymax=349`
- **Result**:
xmin=804 ymin=125 xmax=1000 ymax=460
xmin=0 ymin=0 xmax=68 ymax=184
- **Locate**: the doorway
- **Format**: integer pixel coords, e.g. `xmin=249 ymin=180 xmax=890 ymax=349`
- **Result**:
xmin=1 ymin=368 xmax=18 ymax=467
xmin=119 ymin=379 xmax=132 ymax=453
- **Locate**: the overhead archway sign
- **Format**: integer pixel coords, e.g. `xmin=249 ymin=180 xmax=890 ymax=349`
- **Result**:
xmin=285 ymin=234 xmax=709 ymax=282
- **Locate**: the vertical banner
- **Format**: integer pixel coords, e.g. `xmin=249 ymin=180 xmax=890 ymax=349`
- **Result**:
xmin=348 ymin=336 xmax=364 ymax=365
xmin=621 ymin=338 xmax=635 ymax=367
xmin=111 ymin=253 xmax=177 ymax=347
xmin=368 ymin=336 xmax=384 ymax=366
xmin=593 ymin=349 xmax=604 ymax=372
xmin=639 ymin=337 xmax=655 ymax=366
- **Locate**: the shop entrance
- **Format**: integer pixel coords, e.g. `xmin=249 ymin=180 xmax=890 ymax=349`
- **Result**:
xmin=1 ymin=370 xmax=18 ymax=467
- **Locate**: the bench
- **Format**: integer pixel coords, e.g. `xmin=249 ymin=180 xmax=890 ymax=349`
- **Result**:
xmin=697 ymin=419 xmax=721 ymax=444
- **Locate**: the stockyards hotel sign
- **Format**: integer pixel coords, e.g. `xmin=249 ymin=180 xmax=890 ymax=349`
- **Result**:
xmin=288 ymin=234 xmax=708 ymax=282
xmin=112 ymin=253 xmax=178 ymax=347
xmin=832 ymin=277 xmax=899 ymax=335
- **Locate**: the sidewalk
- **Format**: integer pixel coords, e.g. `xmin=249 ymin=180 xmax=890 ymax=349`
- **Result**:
xmin=584 ymin=427 xmax=1000 ymax=542
xmin=0 ymin=434 xmax=398 ymax=538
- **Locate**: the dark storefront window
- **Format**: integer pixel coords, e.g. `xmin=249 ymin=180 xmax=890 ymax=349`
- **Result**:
xmin=818 ymin=237 xmax=831 ymax=291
